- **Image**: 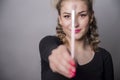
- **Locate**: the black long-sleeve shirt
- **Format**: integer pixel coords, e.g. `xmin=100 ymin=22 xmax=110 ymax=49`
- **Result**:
xmin=39 ymin=36 xmax=114 ymax=80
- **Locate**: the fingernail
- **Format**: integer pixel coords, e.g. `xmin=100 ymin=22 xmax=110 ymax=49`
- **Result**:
xmin=69 ymin=68 xmax=76 ymax=73
xmin=70 ymin=72 xmax=76 ymax=78
xmin=69 ymin=60 xmax=76 ymax=66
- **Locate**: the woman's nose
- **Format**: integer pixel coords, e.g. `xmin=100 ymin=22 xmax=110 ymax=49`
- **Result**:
xmin=75 ymin=18 xmax=79 ymax=28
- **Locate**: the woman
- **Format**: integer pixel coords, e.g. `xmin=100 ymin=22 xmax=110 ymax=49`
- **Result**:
xmin=39 ymin=0 xmax=114 ymax=80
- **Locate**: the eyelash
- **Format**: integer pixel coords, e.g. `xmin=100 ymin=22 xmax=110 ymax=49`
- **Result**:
xmin=64 ymin=15 xmax=71 ymax=19
xmin=80 ymin=14 xmax=87 ymax=17
xmin=63 ymin=14 xmax=87 ymax=19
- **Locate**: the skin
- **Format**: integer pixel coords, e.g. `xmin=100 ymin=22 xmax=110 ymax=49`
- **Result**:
xmin=49 ymin=0 xmax=94 ymax=78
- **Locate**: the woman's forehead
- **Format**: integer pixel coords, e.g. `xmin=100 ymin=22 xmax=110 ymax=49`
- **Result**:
xmin=61 ymin=0 xmax=88 ymax=13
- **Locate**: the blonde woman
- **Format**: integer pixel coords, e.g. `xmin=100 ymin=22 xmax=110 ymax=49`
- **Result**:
xmin=39 ymin=0 xmax=114 ymax=80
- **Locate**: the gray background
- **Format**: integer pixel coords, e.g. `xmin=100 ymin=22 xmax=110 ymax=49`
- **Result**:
xmin=0 ymin=0 xmax=119 ymax=80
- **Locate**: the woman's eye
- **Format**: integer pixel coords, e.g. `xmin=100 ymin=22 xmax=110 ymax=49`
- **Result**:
xmin=80 ymin=14 xmax=87 ymax=18
xmin=64 ymin=15 xmax=70 ymax=19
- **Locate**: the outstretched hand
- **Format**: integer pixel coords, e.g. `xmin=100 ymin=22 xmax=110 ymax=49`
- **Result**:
xmin=48 ymin=45 xmax=76 ymax=78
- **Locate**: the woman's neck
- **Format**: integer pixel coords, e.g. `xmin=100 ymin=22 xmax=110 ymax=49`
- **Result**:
xmin=65 ymin=36 xmax=94 ymax=65
xmin=65 ymin=36 xmax=89 ymax=53
xmin=75 ymin=40 xmax=86 ymax=51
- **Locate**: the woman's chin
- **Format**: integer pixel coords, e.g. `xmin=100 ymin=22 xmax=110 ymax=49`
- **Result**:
xmin=75 ymin=35 xmax=82 ymax=40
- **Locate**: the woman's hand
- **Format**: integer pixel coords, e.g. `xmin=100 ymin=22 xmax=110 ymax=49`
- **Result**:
xmin=48 ymin=45 xmax=76 ymax=78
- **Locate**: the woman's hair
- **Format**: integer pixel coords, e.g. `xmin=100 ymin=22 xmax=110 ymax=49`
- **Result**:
xmin=55 ymin=0 xmax=100 ymax=51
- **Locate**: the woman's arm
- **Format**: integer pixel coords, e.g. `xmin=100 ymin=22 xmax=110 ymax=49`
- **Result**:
xmin=39 ymin=36 xmax=76 ymax=78
xmin=39 ymin=36 xmax=62 ymax=62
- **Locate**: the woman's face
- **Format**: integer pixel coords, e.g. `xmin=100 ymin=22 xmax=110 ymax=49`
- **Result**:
xmin=59 ymin=0 xmax=92 ymax=41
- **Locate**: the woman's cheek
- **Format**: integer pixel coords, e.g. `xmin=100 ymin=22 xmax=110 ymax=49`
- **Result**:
xmin=63 ymin=20 xmax=71 ymax=29
xmin=80 ymin=19 xmax=89 ymax=28
xmin=62 ymin=21 xmax=71 ymax=35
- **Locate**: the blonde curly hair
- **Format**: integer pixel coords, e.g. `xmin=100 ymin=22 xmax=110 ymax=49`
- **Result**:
xmin=55 ymin=0 xmax=100 ymax=51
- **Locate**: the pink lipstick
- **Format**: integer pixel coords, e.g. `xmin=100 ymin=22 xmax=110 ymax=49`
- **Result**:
xmin=75 ymin=29 xmax=81 ymax=33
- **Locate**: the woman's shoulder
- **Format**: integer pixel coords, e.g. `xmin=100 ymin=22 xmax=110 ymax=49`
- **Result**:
xmin=97 ymin=47 xmax=112 ymax=60
xmin=41 ymin=35 xmax=60 ymax=41
xmin=40 ymin=35 xmax=63 ymax=45
xmin=97 ymin=47 xmax=109 ymax=53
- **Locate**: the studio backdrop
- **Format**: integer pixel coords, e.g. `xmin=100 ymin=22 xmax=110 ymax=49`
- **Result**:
xmin=0 ymin=0 xmax=120 ymax=80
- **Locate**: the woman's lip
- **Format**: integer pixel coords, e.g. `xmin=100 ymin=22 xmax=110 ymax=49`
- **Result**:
xmin=75 ymin=29 xmax=81 ymax=33
xmin=70 ymin=29 xmax=81 ymax=33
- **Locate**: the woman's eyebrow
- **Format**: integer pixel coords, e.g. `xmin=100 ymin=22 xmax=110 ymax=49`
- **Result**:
xmin=63 ymin=11 xmax=87 ymax=14
xmin=78 ymin=11 xmax=87 ymax=14
xmin=63 ymin=12 xmax=71 ymax=14
xmin=63 ymin=11 xmax=88 ymax=15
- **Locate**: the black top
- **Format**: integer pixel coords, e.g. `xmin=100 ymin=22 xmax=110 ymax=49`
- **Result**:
xmin=39 ymin=36 xmax=114 ymax=80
